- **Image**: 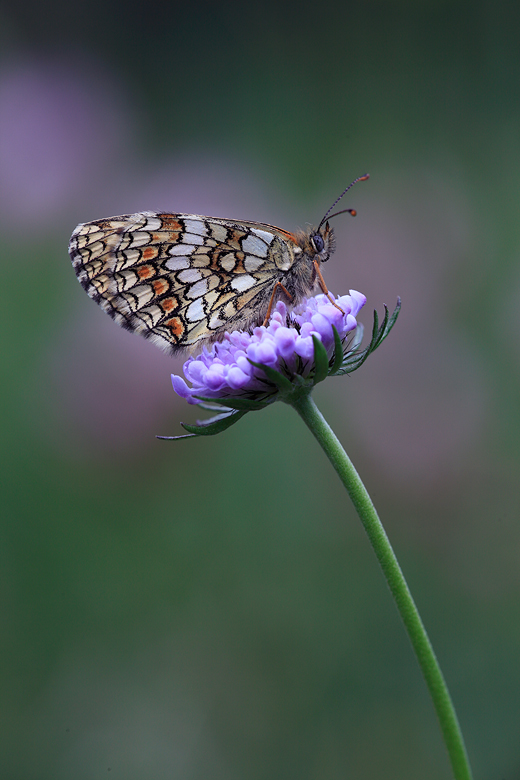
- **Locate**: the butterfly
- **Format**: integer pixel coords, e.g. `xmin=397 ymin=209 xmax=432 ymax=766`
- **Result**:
xmin=68 ymin=175 xmax=368 ymax=355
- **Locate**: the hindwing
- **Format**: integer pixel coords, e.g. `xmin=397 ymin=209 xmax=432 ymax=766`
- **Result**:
xmin=69 ymin=211 xmax=304 ymax=353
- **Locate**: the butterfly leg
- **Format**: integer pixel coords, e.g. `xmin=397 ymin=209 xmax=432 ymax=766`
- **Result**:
xmin=262 ymin=281 xmax=293 ymax=325
xmin=313 ymin=259 xmax=345 ymax=314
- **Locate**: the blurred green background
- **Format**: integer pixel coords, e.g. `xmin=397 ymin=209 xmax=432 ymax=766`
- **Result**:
xmin=1 ymin=0 xmax=519 ymax=777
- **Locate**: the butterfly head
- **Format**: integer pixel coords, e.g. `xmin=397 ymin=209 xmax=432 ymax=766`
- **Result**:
xmin=309 ymin=222 xmax=335 ymax=262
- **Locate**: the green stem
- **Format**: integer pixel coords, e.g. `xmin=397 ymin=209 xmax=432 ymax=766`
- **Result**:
xmin=290 ymin=392 xmax=473 ymax=780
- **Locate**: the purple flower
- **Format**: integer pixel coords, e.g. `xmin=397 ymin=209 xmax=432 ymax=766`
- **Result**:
xmin=172 ymin=291 xmax=366 ymax=405
xmin=161 ymin=293 xmax=400 ymax=439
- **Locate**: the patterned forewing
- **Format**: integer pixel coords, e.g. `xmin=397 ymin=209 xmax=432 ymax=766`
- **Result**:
xmin=69 ymin=211 xmax=298 ymax=352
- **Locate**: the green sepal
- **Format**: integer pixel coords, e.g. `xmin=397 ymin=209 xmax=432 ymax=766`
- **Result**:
xmin=379 ymin=297 xmax=401 ymax=343
xmin=349 ymin=323 xmax=365 ymax=353
xmin=311 ymin=335 xmax=330 ymax=385
xmin=248 ymin=360 xmax=294 ymax=391
xmin=193 ymin=395 xmax=272 ymax=411
xmin=156 ymin=408 xmax=248 ymax=439
xmin=334 ymin=298 xmax=401 ymax=376
xmin=156 ymin=433 xmax=199 ymax=440
xmin=328 ymin=325 xmax=344 ymax=376
xmin=180 ymin=409 xmax=248 ymax=436
xmin=195 ymin=401 xmax=234 ymax=412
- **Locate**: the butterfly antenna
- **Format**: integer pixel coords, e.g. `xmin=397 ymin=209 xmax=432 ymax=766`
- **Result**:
xmin=318 ymin=174 xmax=369 ymax=229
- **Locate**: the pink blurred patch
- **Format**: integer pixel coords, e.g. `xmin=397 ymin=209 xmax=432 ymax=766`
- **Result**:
xmin=0 ymin=56 xmax=133 ymax=233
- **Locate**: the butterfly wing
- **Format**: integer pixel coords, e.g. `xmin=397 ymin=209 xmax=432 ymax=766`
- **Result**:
xmin=69 ymin=211 xmax=301 ymax=353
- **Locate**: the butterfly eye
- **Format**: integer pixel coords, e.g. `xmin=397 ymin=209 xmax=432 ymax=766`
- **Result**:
xmin=312 ymin=233 xmax=325 ymax=253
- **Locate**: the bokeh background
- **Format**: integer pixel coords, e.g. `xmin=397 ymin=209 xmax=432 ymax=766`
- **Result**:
xmin=1 ymin=0 xmax=519 ymax=777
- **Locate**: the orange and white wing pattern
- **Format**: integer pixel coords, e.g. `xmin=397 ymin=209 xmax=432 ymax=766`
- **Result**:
xmin=69 ymin=210 xmax=336 ymax=354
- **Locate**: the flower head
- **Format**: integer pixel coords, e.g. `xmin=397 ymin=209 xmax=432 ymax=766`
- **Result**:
xmin=164 ymin=292 xmax=400 ymax=439
xmin=172 ymin=291 xmax=365 ymax=404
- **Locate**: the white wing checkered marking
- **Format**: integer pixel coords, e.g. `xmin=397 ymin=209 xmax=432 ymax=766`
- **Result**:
xmin=220 ymin=254 xmax=237 ymax=272
xmin=69 ymin=211 xmax=337 ymax=354
xmin=187 ymin=279 xmax=209 ymax=298
xmin=183 ymin=219 xmax=207 ymax=236
xmin=186 ymin=299 xmax=205 ymax=322
xmin=142 ymin=215 xmax=162 ymax=231
xmin=244 ymin=257 xmax=265 ymax=272
xmin=251 ymin=228 xmax=275 ymax=244
xmin=178 ymin=268 xmax=202 ymax=283
xmin=169 ymin=243 xmax=194 ymax=255
xmin=183 ymin=233 xmax=205 ymax=245
xmin=166 ymin=257 xmax=189 ymax=270
xmin=209 ymin=223 xmax=228 ymax=242
xmin=241 ymin=234 xmax=269 ymax=257
xmin=231 ymin=274 xmax=257 ymax=292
